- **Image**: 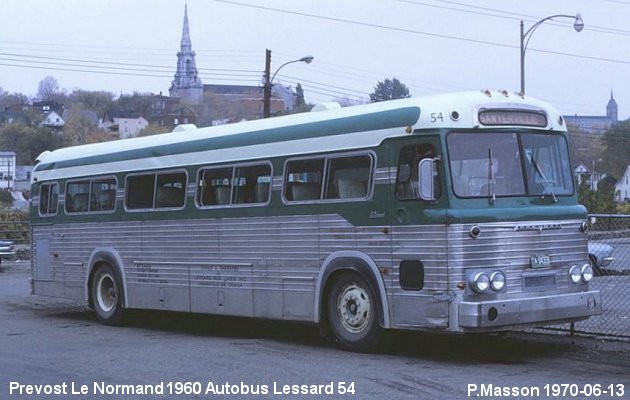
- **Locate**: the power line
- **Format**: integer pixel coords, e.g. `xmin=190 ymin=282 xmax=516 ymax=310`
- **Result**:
xmin=419 ymin=0 xmax=630 ymax=36
xmin=210 ymin=0 xmax=630 ymax=67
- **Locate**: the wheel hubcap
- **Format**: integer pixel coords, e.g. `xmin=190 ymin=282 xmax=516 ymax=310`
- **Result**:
xmin=96 ymin=274 xmax=116 ymax=313
xmin=337 ymin=283 xmax=370 ymax=333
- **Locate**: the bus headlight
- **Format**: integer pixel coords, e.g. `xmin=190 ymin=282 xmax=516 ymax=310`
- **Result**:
xmin=470 ymin=272 xmax=490 ymax=293
xmin=581 ymin=264 xmax=594 ymax=283
xmin=569 ymin=265 xmax=582 ymax=284
xmin=490 ymin=271 xmax=506 ymax=291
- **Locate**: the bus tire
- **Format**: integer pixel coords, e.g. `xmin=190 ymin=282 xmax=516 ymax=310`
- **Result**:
xmin=90 ymin=263 xmax=125 ymax=325
xmin=327 ymin=272 xmax=382 ymax=352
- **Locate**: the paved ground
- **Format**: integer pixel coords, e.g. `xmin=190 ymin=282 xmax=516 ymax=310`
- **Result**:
xmin=1 ymin=261 xmax=629 ymax=400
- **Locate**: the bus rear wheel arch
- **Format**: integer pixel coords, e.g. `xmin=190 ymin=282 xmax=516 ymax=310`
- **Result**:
xmin=89 ymin=263 xmax=125 ymax=325
xmin=325 ymin=271 xmax=383 ymax=352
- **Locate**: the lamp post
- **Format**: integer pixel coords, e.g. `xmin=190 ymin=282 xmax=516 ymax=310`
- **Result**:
xmin=263 ymin=50 xmax=314 ymax=118
xmin=520 ymin=13 xmax=583 ymax=95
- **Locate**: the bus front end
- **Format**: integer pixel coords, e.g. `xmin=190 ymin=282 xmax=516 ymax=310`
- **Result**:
xmin=435 ymin=107 xmax=602 ymax=332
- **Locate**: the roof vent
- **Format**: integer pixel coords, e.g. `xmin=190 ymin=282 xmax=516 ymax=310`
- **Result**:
xmin=172 ymin=124 xmax=197 ymax=132
xmin=311 ymin=102 xmax=341 ymax=112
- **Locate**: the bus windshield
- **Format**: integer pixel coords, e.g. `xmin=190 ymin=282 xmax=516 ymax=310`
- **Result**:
xmin=448 ymin=132 xmax=574 ymax=198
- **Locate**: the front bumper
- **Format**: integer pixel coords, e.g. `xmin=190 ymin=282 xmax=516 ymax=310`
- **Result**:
xmin=459 ymin=290 xmax=601 ymax=328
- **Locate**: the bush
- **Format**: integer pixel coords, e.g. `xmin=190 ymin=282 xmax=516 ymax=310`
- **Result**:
xmin=0 ymin=189 xmax=13 ymax=207
xmin=0 ymin=210 xmax=29 ymax=244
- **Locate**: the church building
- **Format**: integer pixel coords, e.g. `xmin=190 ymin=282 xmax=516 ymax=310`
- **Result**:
xmin=169 ymin=4 xmax=204 ymax=104
xmin=168 ymin=5 xmax=298 ymax=120
xmin=564 ymin=92 xmax=619 ymax=134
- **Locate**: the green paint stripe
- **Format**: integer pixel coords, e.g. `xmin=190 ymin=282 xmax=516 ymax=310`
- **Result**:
xmin=36 ymin=107 xmax=420 ymax=172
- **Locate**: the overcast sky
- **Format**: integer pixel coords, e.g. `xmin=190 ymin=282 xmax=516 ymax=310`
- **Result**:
xmin=1 ymin=0 xmax=628 ymax=119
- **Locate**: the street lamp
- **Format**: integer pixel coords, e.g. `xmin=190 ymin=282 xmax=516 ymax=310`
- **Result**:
xmin=263 ymin=50 xmax=314 ymax=118
xmin=520 ymin=13 xmax=583 ymax=95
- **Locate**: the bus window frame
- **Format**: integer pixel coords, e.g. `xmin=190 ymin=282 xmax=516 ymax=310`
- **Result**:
xmin=195 ymin=160 xmax=273 ymax=209
xmin=64 ymin=176 xmax=118 ymax=215
xmin=124 ymin=169 xmax=188 ymax=212
xmin=38 ymin=181 xmax=59 ymax=217
xmin=282 ymin=151 xmax=376 ymax=205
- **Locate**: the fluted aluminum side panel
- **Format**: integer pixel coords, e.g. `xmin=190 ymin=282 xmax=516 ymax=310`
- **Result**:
xmin=390 ymin=225 xmax=448 ymax=293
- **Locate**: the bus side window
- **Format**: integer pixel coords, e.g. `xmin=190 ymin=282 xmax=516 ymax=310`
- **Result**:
xmin=39 ymin=182 xmax=59 ymax=216
xmin=233 ymin=164 xmax=272 ymax=204
xmin=156 ymin=172 xmax=186 ymax=208
xmin=284 ymin=158 xmax=324 ymax=202
xmin=126 ymin=174 xmax=155 ymax=209
xmin=396 ymin=144 xmax=437 ymax=200
xmin=325 ymin=155 xmax=372 ymax=200
xmin=199 ymin=168 xmax=233 ymax=206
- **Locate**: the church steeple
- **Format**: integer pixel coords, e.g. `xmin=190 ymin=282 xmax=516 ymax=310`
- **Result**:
xmin=169 ymin=4 xmax=203 ymax=104
xmin=607 ymin=90 xmax=618 ymax=121
xmin=180 ymin=4 xmax=192 ymax=52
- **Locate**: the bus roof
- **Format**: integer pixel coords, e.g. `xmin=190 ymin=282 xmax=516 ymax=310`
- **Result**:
xmin=33 ymin=90 xmax=564 ymax=182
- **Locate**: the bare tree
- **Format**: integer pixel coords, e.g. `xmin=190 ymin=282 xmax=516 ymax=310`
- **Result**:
xmin=37 ymin=76 xmax=61 ymax=101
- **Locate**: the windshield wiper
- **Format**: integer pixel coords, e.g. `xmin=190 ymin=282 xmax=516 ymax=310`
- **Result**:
xmin=488 ymin=148 xmax=495 ymax=204
xmin=530 ymin=156 xmax=557 ymax=203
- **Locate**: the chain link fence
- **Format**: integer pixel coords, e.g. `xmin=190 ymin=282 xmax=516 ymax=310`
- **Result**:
xmin=568 ymin=214 xmax=630 ymax=339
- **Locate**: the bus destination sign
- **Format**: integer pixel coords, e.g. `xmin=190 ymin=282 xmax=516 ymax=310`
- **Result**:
xmin=478 ymin=109 xmax=547 ymax=127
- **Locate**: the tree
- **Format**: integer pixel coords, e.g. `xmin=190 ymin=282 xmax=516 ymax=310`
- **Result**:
xmin=369 ymin=77 xmax=411 ymax=103
xmin=295 ymin=83 xmax=305 ymax=108
xmin=567 ymin=123 xmax=604 ymax=170
xmin=0 ymin=123 xmax=63 ymax=164
xmin=69 ymin=90 xmax=115 ymax=116
xmin=138 ymin=124 xmax=170 ymax=137
xmin=37 ymin=76 xmax=61 ymax=101
xmin=62 ymin=104 xmax=98 ymax=146
xmin=600 ymin=120 xmax=630 ymax=180
xmin=0 ymin=89 xmax=28 ymax=110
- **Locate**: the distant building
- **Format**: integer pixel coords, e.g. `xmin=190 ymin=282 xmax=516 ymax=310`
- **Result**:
xmin=574 ymin=163 xmax=606 ymax=191
xmin=564 ymin=91 xmax=619 ymax=134
xmin=100 ymin=112 xmax=148 ymax=139
xmin=14 ymin=165 xmax=33 ymax=192
xmin=32 ymin=100 xmax=65 ymax=115
xmin=169 ymin=4 xmax=204 ymax=104
xmin=0 ymin=152 xmax=16 ymax=190
xmin=169 ymin=5 xmax=298 ymax=120
xmin=149 ymin=105 xmax=198 ymax=131
xmin=615 ymin=166 xmax=630 ymax=203
xmin=40 ymin=111 xmax=65 ymax=130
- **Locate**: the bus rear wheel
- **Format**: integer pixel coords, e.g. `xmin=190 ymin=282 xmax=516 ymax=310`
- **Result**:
xmin=327 ymin=272 xmax=382 ymax=352
xmin=91 ymin=264 xmax=125 ymax=325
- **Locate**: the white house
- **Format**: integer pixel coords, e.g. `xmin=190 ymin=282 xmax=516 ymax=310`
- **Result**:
xmin=100 ymin=116 xmax=149 ymax=139
xmin=40 ymin=111 xmax=65 ymax=129
xmin=615 ymin=165 xmax=630 ymax=203
xmin=0 ymin=152 xmax=16 ymax=190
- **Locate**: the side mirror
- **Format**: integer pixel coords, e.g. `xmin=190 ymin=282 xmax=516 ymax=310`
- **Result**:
xmin=418 ymin=158 xmax=437 ymax=201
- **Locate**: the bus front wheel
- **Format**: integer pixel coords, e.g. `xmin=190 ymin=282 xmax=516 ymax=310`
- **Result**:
xmin=90 ymin=264 xmax=125 ymax=325
xmin=327 ymin=272 xmax=382 ymax=352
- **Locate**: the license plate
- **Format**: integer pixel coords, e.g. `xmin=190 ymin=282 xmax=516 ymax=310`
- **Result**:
xmin=530 ymin=254 xmax=551 ymax=268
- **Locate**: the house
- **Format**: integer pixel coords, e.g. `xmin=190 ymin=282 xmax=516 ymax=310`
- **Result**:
xmin=615 ymin=166 xmax=630 ymax=203
xmin=573 ymin=163 xmax=606 ymax=190
xmin=40 ymin=111 xmax=65 ymax=130
xmin=99 ymin=111 xmax=148 ymax=139
xmin=0 ymin=152 xmax=16 ymax=190
xmin=32 ymin=100 xmax=65 ymax=115
xmin=149 ymin=105 xmax=197 ymax=131
xmin=14 ymin=165 xmax=33 ymax=192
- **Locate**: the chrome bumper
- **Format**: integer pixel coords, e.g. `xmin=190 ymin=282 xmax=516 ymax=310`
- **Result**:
xmin=459 ymin=290 xmax=601 ymax=328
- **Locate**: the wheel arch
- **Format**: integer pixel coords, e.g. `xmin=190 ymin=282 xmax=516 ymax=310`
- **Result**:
xmin=315 ymin=251 xmax=391 ymax=329
xmin=85 ymin=248 xmax=128 ymax=308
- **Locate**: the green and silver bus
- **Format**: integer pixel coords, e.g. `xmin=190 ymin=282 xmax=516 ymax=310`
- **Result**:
xmin=30 ymin=90 xmax=601 ymax=351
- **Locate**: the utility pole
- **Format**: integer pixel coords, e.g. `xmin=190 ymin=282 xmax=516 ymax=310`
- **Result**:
xmin=263 ymin=49 xmax=272 ymax=118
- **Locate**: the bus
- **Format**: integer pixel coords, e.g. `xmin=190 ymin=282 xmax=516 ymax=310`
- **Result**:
xmin=30 ymin=90 xmax=601 ymax=351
